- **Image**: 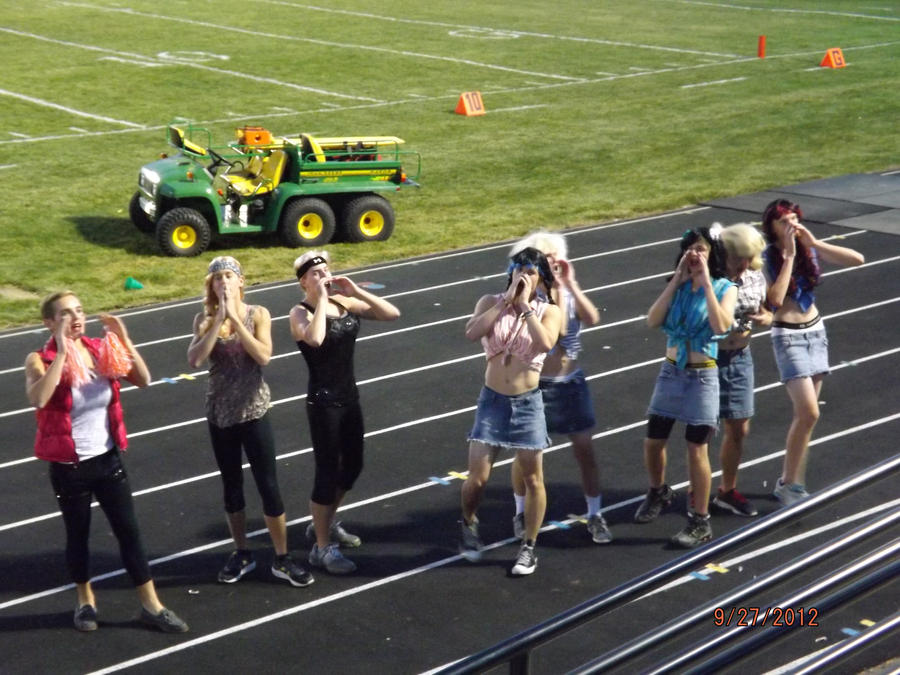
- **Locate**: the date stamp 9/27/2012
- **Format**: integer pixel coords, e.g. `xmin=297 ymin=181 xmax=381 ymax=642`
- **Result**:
xmin=714 ymin=606 xmax=819 ymax=628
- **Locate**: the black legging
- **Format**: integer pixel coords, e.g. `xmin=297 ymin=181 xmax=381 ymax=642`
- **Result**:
xmin=208 ymin=412 xmax=284 ymax=517
xmin=307 ymin=400 xmax=364 ymax=505
xmin=49 ymin=448 xmax=151 ymax=586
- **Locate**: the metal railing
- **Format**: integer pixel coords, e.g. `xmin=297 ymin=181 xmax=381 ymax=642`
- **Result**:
xmin=435 ymin=453 xmax=900 ymax=675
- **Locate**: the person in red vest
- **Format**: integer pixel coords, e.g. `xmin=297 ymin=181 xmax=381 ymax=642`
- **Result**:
xmin=24 ymin=291 xmax=188 ymax=634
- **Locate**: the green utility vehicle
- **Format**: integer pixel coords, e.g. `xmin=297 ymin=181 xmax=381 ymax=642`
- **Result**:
xmin=131 ymin=122 xmax=421 ymax=256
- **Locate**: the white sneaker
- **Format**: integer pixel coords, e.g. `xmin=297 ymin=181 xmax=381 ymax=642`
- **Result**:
xmin=510 ymin=543 xmax=537 ymax=576
xmin=773 ymin=479 xmax=810 ymax=506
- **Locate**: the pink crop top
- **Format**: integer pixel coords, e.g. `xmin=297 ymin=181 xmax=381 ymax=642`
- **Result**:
xmin=482 ymin=295 xmax=549 ymax=371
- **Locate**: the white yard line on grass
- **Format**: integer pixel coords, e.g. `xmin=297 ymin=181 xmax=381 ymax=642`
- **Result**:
xmin=669 ymin=0 xmax=900 ymax=22
xmin=257 ymin=0 xmax=742 ymax=58
xmin=681 ymin=77 xmax=747 ymax=89
xmin=0 ymin=25 xmax=378 ymax=102
xmin=0 ymin=87 xmax=145 ymax=128
xmin=61 ymin=2 xmax=586 ymax=82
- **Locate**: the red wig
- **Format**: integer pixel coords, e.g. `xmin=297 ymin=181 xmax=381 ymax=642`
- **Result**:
xmin=762 ymin=199 xmax=820 ymax=297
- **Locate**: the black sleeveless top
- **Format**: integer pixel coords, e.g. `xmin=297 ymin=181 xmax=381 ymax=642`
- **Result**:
xmin=297 ymin=299 xmax=361 ymax=405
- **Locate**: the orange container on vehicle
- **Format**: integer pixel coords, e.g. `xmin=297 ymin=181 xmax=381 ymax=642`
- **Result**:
xmin=236 ymin=126 xmax=273 ymax=146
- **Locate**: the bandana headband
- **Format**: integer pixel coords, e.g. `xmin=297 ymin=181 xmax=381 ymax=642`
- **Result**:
xmin=296 ymin=256 xmax=328 ymax=280
xmin=207 ymin=258 xmax=242 ymax=277
xmin=506 ymin=261 xmax=536 ymax=275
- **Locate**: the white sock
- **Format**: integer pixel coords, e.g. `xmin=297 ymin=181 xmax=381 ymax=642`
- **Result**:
xmin=585 ymin=495 xmax=601 ymax=517
xmin=514 ymin=494 xmax=525 ymax=515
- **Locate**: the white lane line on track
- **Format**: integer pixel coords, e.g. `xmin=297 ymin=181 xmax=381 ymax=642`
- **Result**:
xmin=0 ymin=87 xmax=145 ymax=128
xmin=636 ymin=497 xmax=900 ymax=599
xmin=1 ymin=342 xmax=897 ymax=533
xmin=4 ymin=405 xmax=898 ymax=615
xmin=49 ymin=410 xmax=900 ymax=673
xmin=0 ymin=207 xmax=711 ymax=342
xmin=60 ymin=3 xmax=585 ymax=82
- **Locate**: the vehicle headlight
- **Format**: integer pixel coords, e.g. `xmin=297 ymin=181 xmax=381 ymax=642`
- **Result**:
xmin=139 ymin=168 xmax=160 ymax=197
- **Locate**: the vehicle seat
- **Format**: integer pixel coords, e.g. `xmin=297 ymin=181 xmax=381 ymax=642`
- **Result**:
xmin=225 ymin=150 xmax=287 ymax=197
xmin=300 ymin=134 xmax=326 ymax=163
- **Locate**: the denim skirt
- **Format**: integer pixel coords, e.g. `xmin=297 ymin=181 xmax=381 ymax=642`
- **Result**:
xmin=540 ymin=370 xmax=596 ymax=435
xmin=717 ymin=346 xmax=755 ymax=419
xmin=771 ymin=327 xmax=829 ymax=382
xmin=468 ymin=386 xmax=550 ymax=451
xmin=646 ymin=360 xmax=719 ymax=427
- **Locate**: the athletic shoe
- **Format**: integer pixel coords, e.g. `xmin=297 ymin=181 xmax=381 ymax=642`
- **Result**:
xmin=587 ymin=514 xmax=613 ymax=544
xmin=459 ymin=519 xmax=483 ymax=562
xmin=670 ymin=513 xmax=713 ymax=549
xmin=217 ymin=549 xmax=256 ymax=584
xmin=272 ymin=554 xmax=315 ymax=587
xmin=713 ymin=488 xmax=759 ymax=517
xmin=305 ymin=521 xmax=362 ymax=548
xmin=308 ymin=543 xmax=357 ymax=575
xmin=140 ymin=607 xmax=189 ymax=633
xmin=512 ymin=512 xmax=525 ymax=540
xmin=510 ymin=543 xmax=537 ymax=576
xmin=73 ymin=604 xmax=98 ymax=632
xmin=634 ymin=484 xmax=675 ymax=523
xmin=773 ymin=479 xmax=810 ymax=506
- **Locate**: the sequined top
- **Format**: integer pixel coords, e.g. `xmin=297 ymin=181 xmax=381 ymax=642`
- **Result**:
xmin=206 ymin=306 xmax=271 ymax=427
xmin=297 ymin=299 xmax=361 ymax=405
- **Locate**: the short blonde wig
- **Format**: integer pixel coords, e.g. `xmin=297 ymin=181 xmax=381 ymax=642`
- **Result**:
xmin=721 ymin=223 xmax=766 ymax=271
xmin=508 ymin=230 xmax=568 ymax=260
xmin=293 ymin=250 xmax=331 ymax=278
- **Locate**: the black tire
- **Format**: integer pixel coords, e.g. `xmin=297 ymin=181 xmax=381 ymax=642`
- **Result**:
xmin=155 ymin=207 xmax=212 ymax=257
xmin=129 ymin=191 xmax=155 ymax=234
xmin=279 ymin=198 xmax=336 ymax=247
xmin=341 ymin=194 xmax=395 ymax=243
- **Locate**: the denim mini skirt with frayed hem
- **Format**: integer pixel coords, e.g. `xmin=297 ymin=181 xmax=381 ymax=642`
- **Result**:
xmin=772 ymin=327 xmax=829 ymax=382
xmin=646 ymin=360 xmax=720 ymax=427
xmin=467 ymin=386 xmax=550 ymax=451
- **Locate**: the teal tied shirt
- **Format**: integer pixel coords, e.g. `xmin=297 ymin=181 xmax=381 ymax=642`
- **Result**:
xmin=663 ymin=277 xmax=734 ymax=369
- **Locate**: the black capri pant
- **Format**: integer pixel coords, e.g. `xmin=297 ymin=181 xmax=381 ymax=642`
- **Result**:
xmin=49 ymin=448 xmax=151 ymax=586
xmin=307 ymin=400 xmax=365 ymax=505
xmin=208 ymin=412 xmax=285 ymax=517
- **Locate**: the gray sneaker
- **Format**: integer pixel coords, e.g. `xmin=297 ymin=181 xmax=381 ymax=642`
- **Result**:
xmin=510 ymin=543 xmax=537 ymax=576
xmin=308 ymin=543 xmax=357 ymax=575
xmin=512 ymin=512 xmax=525 ymax=540
xmin=305 ymin=521 xmax=362 ymax=548
xmin=773 ymin=479 xmax=810 ymax=506
xmin=459 ymin=519 xmax=483 ymax=562
xmin=140 ymin=607 xmax=189 ymax=633
xmin=587 ymin=514 xmax=613 ymax=544
xmin=74 ymin=604 xmax=98 ymax=632
xmin=670 ymin=513 xmax=712 ymax=549
xmin=634 ymin=484 xmax=675 ymax=523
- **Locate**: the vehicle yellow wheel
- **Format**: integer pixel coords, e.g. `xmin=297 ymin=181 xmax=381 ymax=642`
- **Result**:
xmin=342 ymin=195 xmax=395 ymax=243
xmin=172 ymin=225 xmax=198 ymax=249
xmin=155 ymin=207 xmax=211 ymax=257
xmin=357 ymin=209 xmax=385 ymax=238
xmin=279 ymin=198 xmax=336 ymax=247
xmin=297 ymin=213 xmax=324 ymax=240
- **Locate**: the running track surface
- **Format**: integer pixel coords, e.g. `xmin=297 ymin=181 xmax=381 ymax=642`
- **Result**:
xmin=1 ymin=172 xmax=898 ymax=674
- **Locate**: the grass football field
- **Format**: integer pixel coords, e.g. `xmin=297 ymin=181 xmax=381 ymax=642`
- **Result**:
xmin=0 ymin=0 xmax=897 ymax=327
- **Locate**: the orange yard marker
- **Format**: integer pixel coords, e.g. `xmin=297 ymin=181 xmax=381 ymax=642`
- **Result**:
xmin=757 ymin=35 xmax=766 ymax=59
xmin=820 ymin=47 xmax=846 ymax=68
xmin=455 ymin=91 xmax=486 ymax=116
